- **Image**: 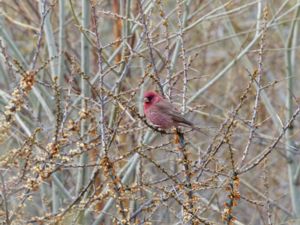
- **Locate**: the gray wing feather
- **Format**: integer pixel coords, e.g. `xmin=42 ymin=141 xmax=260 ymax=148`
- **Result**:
xmin=155 ymin=100 xmax=193 ymax=127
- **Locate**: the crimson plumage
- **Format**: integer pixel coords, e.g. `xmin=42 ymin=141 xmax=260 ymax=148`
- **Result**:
xmin=143 ymin=91 xmax=194 ymax=130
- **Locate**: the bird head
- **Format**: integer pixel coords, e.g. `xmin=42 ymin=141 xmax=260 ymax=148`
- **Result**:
xmin=143 ymin=91 xmax=162 ymax=109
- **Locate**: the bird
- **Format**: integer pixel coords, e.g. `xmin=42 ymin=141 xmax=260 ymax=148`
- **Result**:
xmin=143 ymin=91 xmax=195 ymax=130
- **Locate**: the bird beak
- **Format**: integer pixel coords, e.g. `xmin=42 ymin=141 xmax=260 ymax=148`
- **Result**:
xmin=144 ymin=97 xmax=150 ymax=103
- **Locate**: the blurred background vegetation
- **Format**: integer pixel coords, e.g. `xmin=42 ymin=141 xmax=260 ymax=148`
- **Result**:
xmin=0 ymin=0 xmax=300 ymax=224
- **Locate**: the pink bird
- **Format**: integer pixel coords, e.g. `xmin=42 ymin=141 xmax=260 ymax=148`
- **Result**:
xmin=143 ymin=91 xmax=195 ymax=130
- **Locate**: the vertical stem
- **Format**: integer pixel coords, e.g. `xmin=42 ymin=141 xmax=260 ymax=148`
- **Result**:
xmin=39 ymin=0 xmax=60 ymax=214
xmin=76 ymin=0 xmax=90 ymax=197
xmin=176 ymin=130 xmax=194 ymax=223
xmin=167 ymin=0 xmax=191 ymax=96
xmin=137 ymin=0 xmax=164 ymax=95
xmin=285 ymin=1 xmax=300 ymax=217
xmin=74 ymin=1 xmax=90 ymax=224
xmin=113 ymin=0 xmax=122 ymax=63
xmin=240 ymin=1 xmax=265 ymax=167
xmin=178 ymin=0 xmax=189 ymax=113
xmin=41 ymin=1 xmax=58 ymax=78
xmin=108 ymin=0 xmax=132 ymax=129
xmin=58 ymin=0 xmax=65 ymax=85
xmin=0 ymin=172 xmax=10 ymax=225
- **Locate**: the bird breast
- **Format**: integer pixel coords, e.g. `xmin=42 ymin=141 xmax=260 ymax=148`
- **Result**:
xmin=146 ymin=106 xmax=174 ymax=129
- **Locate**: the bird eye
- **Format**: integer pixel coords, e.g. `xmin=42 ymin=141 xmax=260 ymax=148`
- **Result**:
xmin=144 ymin=97 xmax=150 ymax=103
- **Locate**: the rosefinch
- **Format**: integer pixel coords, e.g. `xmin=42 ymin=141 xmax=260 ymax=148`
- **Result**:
xmin=143 ymin=91 xmax=195 ymax=130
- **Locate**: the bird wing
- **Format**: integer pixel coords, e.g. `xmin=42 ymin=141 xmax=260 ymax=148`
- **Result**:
xmin=155 ymin=100 xmax=193 ymax=127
